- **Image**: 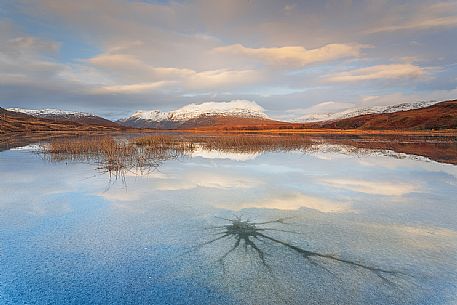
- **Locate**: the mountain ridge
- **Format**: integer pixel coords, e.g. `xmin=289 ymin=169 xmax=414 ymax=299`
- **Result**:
xmin=2 ymin=99 xmax=456 ymax=132
xmin=118 ymin=100 xmax=273 ymax=129
xmin=298 ymin=100 xmax=439 ymax=122
xmin=315 ymin=100 xmax=457 ymax=130
xmin=6 ymin=107 xmax=120 ymax=127
xmin=0 ymin=107 xmax=126 ymax=133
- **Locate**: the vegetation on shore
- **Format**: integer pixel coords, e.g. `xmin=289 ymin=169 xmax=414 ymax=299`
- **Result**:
xmin=42 ymin=134 xmax=313 ymax=177
xmin=40 ymin=133 xmax=457 ymax=180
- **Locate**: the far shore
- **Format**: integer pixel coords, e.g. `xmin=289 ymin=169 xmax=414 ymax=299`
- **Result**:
xmin=2 ymin=128 xmax=457 ymax=137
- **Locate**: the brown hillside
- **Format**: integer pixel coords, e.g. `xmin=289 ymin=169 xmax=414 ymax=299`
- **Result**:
xmin=317 ymin=100 xmax=457 ymax=130
xmin=0 ymin=107 xmax=126 ymax=134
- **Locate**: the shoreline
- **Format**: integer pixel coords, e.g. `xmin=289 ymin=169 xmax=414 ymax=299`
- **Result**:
xmin=2 ymin=128 xmax=457 ymax=137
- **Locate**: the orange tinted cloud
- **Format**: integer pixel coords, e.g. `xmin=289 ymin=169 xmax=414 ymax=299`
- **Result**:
xmin=213 ymin=43 xmax=365 ymax=67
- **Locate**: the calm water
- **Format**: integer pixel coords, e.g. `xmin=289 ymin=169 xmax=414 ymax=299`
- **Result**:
xmin=1 ymin=137 xmax=457 ymax=305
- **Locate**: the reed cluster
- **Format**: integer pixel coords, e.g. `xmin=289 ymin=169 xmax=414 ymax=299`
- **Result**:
xmin=42 ymin=134 xmax=314 ymax=177
xmin=190 ymin=134 xmax=312 ymax=153
xmin=43 ymin=136 xmax=192 ymax=177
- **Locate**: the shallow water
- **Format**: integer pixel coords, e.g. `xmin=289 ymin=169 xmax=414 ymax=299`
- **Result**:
xmin=1 ymin=137 xmax=457 ymax=305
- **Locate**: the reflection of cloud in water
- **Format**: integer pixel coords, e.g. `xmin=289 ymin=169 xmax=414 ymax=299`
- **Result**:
xmin=192 ymin=146 xmax=261 ymax=161
xmin=321 ymin=178 xmax=419 ymax=196
xmin=123 ymin=169 xmax=168 ymax=179
xmin=214 ymin=192 xmax=351 ymax=213
xmin=155 ymin=172 xmax=261 ymax=191
xmin=10 ymin=144 xmax=42 ymax=151
xmin=358 ymin=156 xmax=457 ymax=180
xmin=98 ymin=190 xmax=143 ymax=202
xmin=361 ymin=222 xmax=457 ymax=252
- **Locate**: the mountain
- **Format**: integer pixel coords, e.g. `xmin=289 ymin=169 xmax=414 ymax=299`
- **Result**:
xmin=298 ymin=101 xmax=439 ymax=122
xmin=118 ymin=100 xmax=278 ymax=129
xmin=6 ymin=108 xmax=120 ymax=127
xmin=0 ymin=107 xmax=126 ymax=133
xmin=315 ymin=100 xmax=457 ymax=130
xmin=3 ymin=99 xmax=456 ymax=133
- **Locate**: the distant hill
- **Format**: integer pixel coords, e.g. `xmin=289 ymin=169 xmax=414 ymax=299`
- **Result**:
xmin=7 ymin=108 xmax=119 ymax=127
xmin=0 ymin=107 xmax=126 ymax=133
xmin=298 ymin=101 xmax=439 ymax=122
xmin=315 ymin=100 xmax=457 ymax=130
xmin=118 ymin=99 xmax=457 ymax=131
xmin=2 ymin=99 xmax=456 ymax=133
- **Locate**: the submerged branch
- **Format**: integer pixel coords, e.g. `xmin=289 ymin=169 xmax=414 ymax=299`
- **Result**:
xmin=192 ymin=218 xmax=406 ymax=286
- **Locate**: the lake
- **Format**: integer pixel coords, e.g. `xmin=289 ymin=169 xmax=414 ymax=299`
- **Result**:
xmin=1 ymin=134 xmax=457 ymax=305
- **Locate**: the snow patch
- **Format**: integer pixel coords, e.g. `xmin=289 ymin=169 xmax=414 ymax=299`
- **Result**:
xmin=7 ymin=108 xmax=94 ymax=118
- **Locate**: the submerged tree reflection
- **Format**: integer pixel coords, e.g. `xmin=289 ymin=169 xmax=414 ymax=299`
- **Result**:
xmin=193 ymin=217 xmax=407 ymax=287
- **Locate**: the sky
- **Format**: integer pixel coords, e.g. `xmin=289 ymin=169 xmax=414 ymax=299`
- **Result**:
xmin=1 ymin=0 xmax=457 ymax=120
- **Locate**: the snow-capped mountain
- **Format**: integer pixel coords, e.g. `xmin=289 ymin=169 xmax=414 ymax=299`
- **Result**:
xmin=298 ymin=101 xmax=439 ymax=122
xmin=6 ymin=107 xmax=119 ymax=126
xmin=119 ymin=100 xmax=271 ymax=128
xmin=7 ymin=108 xmax=93 ymax=118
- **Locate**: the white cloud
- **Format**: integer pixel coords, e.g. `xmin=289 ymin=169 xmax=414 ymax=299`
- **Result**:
xmin=191 ymin=147 xmax=261 ymax=161
xmin=325 ymin=64 xmax=426 ymax=82
xmin=87 ymin=52 xmax=263 ymax=92
xmin=358 ymin=89 xmax=457 ymax=107
xmin=321 ymin=178 xmax=419 ymax=196
xmin=155 ymin=173 xmax=261 ymax=191
xmin=369 ymin=16 xmax=457 ymax=33
xmin=215 ymin=192 xmax=351 ymax=213
xmin=93 ymin=81 xmax=173 ymax=94
xmin=367 ymin=2 xmax=457 ymax=34
xmin=213 ymin=43 xmax=366 ymax=67
xmin=288 ymin=101 xmax=355 ymax=115
xmin=87 ymin=53 xmax=142 ymax=67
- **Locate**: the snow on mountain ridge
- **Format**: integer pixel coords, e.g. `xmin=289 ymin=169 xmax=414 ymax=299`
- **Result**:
xmin=7 ymin=108 xmax=94 ymax=118
xmin=125 ymin=100 xmax=268 ymax=122
xmin=298 ymin=100 xmax=439 ymax=122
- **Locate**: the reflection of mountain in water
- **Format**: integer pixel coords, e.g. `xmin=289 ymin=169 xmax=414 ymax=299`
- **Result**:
xmin=191 ymin=145 xmax=261 ymax=161
xmin=318 ymin=135 xmax=457 ymax=165
xmin=35 ymin=134 xmax=457 ymax=181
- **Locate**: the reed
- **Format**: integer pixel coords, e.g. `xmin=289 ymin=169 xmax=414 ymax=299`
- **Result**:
xmin=42 ymin=134 xmax=314 ymax=178
xmin=190 ymin=134 xmax=312 ymax=153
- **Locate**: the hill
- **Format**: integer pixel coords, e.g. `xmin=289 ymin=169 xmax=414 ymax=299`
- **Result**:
xmin=316 ymin=100 xmax=457 ymax=130
xmin=0 ymin=107 xmax=126 ymax=133
xmin=297 ymin=101 xmax=439 ymax=123
xmin=6 ymin=108 xmax=120 ymax=127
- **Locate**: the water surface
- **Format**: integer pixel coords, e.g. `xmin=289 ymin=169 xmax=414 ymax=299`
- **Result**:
xmin=1 ymin=135 xmax=457 ymax=305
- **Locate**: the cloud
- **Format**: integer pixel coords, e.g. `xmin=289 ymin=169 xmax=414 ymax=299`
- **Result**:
xmin=183 ymin=69 xmax=262 ymax=90
xmin=191 ymin=147 xmax=260 ymax=161
xmin=155 ymin=172 xmax=261 ymax=191
xmin=369 ymin=16 xmax=457 ymax=33
xmin=3 ymin=0 xmax=457 ymax=116
xmin=0 ymin=22 xmax=64 ymax=81
xmin=213 ymin=43 xmax=365 ymax=67
xmin=87 ymin=53 xmax=142 ymax=67
xmin=367 ymin=2 xmax=457 ymax=34
xmin=93 ymin=81 xmax=173 ymax=94
xmin=288 ymin=101 xmax=355 ymax=115
xmin=87 ymin=52 xmax=263 ymax=92
xmin=325 ymin=64 xmax=426 ymax=82
xmin=215 ymin=192 xmax=351 ymax=213
xmin=358 ymin=89 xmax=457 ymax=107
xmin=321 ymin=178 xmax=418 ymax=196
